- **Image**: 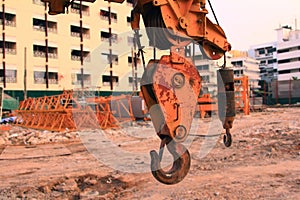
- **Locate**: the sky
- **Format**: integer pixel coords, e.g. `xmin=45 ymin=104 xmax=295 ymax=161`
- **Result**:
xmin=207 ymin=0 xmax=300 ymax=50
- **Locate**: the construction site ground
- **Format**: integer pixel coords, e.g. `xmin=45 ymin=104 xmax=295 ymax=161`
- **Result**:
xmin=0 ymin=107 xmax=299 ymax=199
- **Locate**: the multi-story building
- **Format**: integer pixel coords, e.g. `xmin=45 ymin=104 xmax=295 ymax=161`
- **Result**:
xmin=276 ymin=26 xmax=300 ymax=81
xmin=228 ymin=55 xmax=260 ymax=88
xmin=248 ymin=25 xmax=300 ymax=102
xmin=1 ymin=0 xmax=152 ymax=100
xmin=248 ymin=42 xmax=277 ymax=82
xmin=193 ymin=53 xmax=219 ymax=97
xmin=249 ymin=26 xmax=300 ymax=82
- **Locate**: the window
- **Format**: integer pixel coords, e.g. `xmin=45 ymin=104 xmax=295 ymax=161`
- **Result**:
xmin=100 ymin=9 xmax=117 ymax=22
xmin=257 ymin=48 xmax=265 ymax=55
xmin=127 ymin=16 xmax=131 ymax=25
xmin=33 ymin=45 xmax=58 ymax=58
xmin=260 ymin=69 xmax=266 ymax=73
xmin=0 ymin=41 xmax=17 ymax=55
xmin=234 ymin=70 xmax=243 ymax=77
xmin=201 ymin=75 xmax=210 ymax=83
xmin=70 ymin=25 xmax=90 ymax=38
xmin=34 ymin=71 xmax=45 ymax=84
xmin=267 ymin=59 xmax=277 ymax=64
xmin=34 ymin=71 xmax=58 ymax=84
xmin=0 ymin=69 xmax=17 ymax=83
xmin=128 ymin=77 xmax=141 ymax=83
xmin=278 ymin=59 xmax=291 ymax=64
xmin=100 ymin=31 xmax=118 ymax=43
xmin=72 ymin=73 xmax=91 ymax=85
xmin=0 ymin=12 xmax=16 ymax=27
xmin=197 ymin=65 xmax=209 ymax=71
xmin=128 ymin=56 xmax=133 ymax=64
xmin=260 ymin=60 xmax=266 ymax=65
xmin=71 ymin=3 xmax=89 ymax=15
xmin=33 ymin=18 xmax=57 ymax=33
xmin=101 ymin=53 xmax=118 ymax=65
xmin=71 ymin=50 xmax=90 ymax=62
xmin=102 ymin=75 xmax=119 ymax=86
xmin=231 ymin=61 xmax=243 ymax=67
xmin=267 ymin=47 xmax=276 ymax=54
xmin=128 ymin=56 xmax=141 ymax=66
xmin=32 ymin=0 xmax=45 ymax=6
xmin=126 ymin=0 xmax=134 ymax=6
xmin=277 ymin=48 xmax=289 ymax=53
xmin=48 ymin=72 xmax=58 ymax=84
xmin=278 ymin=69 xmax=291 ymax=75
xmin=127 ymin=36 xmax=134 ymax=45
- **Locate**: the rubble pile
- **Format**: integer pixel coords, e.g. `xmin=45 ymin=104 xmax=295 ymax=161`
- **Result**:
xmin=0 ymin=125 xmax=79 ymax=146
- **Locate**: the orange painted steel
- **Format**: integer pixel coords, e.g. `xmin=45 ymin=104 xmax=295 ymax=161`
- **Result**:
xmin=197 ymin=93 xmax=217 ymax=119
xmin=14 ymin=90 xmax=147 ymax=131
xmin=42 ymin=0 xmax=233 ymax=184
xmin=89 ymin=95 xmax=135 ymax=129
xmin=15 ymin=91 xmax=99 ymax=132
xmin=234 ymin=76 xmax=250 ymax=115
xmin=197 ymin=76 xmax=250 ymax=118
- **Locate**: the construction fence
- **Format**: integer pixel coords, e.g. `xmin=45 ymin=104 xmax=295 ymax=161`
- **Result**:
xmin=252 ymin=79 xmax=300 ymax=106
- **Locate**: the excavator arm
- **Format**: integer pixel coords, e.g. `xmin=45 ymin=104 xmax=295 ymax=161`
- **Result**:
xmin=43 ymin=0 xmax=235 ymax=185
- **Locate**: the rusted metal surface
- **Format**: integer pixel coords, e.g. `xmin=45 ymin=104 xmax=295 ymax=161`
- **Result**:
xmin=217 ymin=69 xmax=235 ymax=130
xmin=141 ymin=50 xmax=200 ymax=184
xmin=150 ymin=137 xmax=191 ymax=185
xmin=141 ymin=52 xmax=201 ymax=143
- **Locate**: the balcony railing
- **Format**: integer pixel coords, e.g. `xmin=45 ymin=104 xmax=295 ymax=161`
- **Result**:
xmin=0 ymin=77 xmax=17 ymax=83
xmin=0 ymin=48 xmax=17 ymax=55
xmin=0 ymin=19 xmax=16 ymax=27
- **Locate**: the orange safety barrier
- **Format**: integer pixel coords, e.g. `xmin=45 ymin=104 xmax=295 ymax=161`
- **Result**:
xmin=197 ymin=76 xmax=250 ymax=118
xmin=14 ymin=90 xmax=148 ymax=131
xmin=197 ymin=94 xmax=217 ymax=119
xmin=88 ymin=95 xmax=135 ymax=129
xmin=234 ymin=76 xmax=250 ymax=115
xmin=14 ymin=91 xmax=99 ymax=132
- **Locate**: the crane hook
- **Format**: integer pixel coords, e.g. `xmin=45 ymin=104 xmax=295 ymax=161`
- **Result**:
xmin=150 ymin=137 xmax=191 ymax=185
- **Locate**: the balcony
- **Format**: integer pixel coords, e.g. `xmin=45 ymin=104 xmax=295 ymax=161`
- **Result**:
xmin=0 ymin=19 xmax=16 ymax=27
xmin=0 ymin=48 xmax=17 ymax=55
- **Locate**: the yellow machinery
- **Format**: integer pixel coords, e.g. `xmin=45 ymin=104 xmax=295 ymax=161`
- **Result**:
xmin=42 ymin=0 xmax=235 ymax=185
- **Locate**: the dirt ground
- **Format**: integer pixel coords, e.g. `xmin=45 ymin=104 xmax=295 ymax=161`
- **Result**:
xmin=0 ymin=107 xmax=299 ymax=199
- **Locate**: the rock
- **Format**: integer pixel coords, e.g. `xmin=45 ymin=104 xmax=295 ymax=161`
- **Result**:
xmin=27 ymin=136 xmax=39 ymax=145
xmin=54 ymin=179 xmax=78 ymax=192
xmin=214 ymin=192 xmax=220 ymax=196
xmin=0 ymin=136 xmax=6 ymax=145
xmin=84 ymin=177 xmax=98 ymax=185
xmin=38 ymin=186 xmax=51 ymax=194
xmin=8 ymin=133 xmax=18 ymax=139
xmin=80 ymin=189 xmax=99 ymax=199
xmin=267 ymin=147 xmax=276 ymax=153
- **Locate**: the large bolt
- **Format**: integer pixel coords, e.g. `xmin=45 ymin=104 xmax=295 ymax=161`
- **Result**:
xmin=173 ymin=125 xmax=187 ymax=142
xmin=172 ymin=73 xmax=185 ymax=89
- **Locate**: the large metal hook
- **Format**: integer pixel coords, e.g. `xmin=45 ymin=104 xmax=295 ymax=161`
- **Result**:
xmin=150 ymin=137 xmax=191 ymax=185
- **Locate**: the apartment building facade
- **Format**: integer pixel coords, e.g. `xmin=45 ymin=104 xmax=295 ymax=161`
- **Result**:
xmin=248 ymin=26 xmax=300 ymax=102
xmin=276 ymin=26 xmax=300 ymax=81
xmin=194 ymin=53 xmax=219 ymax=97
xmin=248 ymin=42 xmax=277 ymax=82
xmin=1 ymin=0 xmax=150 ymax=100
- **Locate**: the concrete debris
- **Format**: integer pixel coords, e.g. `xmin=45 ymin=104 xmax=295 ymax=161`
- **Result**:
xmin=0 ymin=125 xmax=80 ymax=145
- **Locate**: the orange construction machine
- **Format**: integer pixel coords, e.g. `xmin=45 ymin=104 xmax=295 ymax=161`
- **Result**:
xmin=42 ymin=0 xmax=235 ymax=185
